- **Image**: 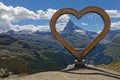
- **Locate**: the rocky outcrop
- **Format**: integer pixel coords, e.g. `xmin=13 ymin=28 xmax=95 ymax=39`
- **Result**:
xmin=0 ymin=68 xmax=9 ymax=77
xmin=0 ymin=55 xmax=28 ymax=74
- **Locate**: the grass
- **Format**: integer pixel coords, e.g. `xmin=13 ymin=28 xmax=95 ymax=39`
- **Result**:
xmin=0 ymin=35 xmax=74 ymax=74
xmin=0 ymin=78 xmax=3 ymax=80
xmin=21 ymin=50 xmax=73 ymax=74
xmin=99 ymin=60 xmax=120 ymax=73
xmin=0 ymin=52 xmax=28 ymax=74
xmin=105 ymin=36 xmax=120 ymax=60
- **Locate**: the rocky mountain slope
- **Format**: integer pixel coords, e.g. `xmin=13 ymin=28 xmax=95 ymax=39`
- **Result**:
xmin=105 ymin=36 xmax=120 ymax=60
xmin=0 ymin=34 xmax=74 ymax=74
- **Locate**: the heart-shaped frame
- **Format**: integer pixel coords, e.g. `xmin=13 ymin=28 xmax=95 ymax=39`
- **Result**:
xmin=50 ymin=6 xmax=110 ymax=60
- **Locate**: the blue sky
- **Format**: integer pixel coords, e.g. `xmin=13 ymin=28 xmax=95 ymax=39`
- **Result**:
xmin=0 ymin=0 xmax=120 ymax=32
xmin=1 ymin=0 xmax=120 ymax=10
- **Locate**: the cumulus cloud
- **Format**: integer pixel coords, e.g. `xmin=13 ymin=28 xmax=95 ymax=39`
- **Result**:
xmin=36 ymin=9 xmax=57 ymax=20
xmin=56 ymin=23 xmax=67 ymax=32
xmin=97 ymin=30 xmax=102 ymax=34
xmin=111 ymin=21 xmax=120 ymax=28
xmin=0 ymin=2 xmax=38 ymax=22
xmin=106 ymin=10 xmax=120 ymax=18
xmin=0 ymin=2 xmax=70 ymax=33
xmin=87 ymin=10 xmax=120 ymax=19
xmin=81 ymin=22 xmax=88 ymax=26
xmin=11 ymin=24 xmax=50 ymax=32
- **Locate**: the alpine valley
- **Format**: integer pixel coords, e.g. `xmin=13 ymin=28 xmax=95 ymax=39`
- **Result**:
xmin=0 ymin=20 xmax=120 ymax=74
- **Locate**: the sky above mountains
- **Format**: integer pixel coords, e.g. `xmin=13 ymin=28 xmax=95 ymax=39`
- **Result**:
xmin=0 ymin=0 xmax=120 ymax=33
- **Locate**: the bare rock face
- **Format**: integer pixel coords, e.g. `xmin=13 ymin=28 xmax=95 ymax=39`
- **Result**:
xmin=0 ymin=68 xmax=9 ymax=77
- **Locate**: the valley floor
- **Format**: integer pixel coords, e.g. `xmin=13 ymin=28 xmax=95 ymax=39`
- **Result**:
xmin=3 ymin=65 xmax=120 ymax=80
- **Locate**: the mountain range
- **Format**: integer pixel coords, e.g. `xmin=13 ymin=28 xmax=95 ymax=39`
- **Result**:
xmin=0 ymin=19 xmax=120 ymax=74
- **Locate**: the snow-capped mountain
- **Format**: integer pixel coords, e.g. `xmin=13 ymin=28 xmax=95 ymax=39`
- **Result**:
xmin=63 ymin=20 xmax=84 ymax=33
xmin=61 ymin=20 xmax=98 ymax=41
xmin=62 ymin=20 xmax=86 ymax=35
xmin=5 ymin=19 xmax=120 ymax=45
xmin=5 ymin=20 xmax=97 ymax=39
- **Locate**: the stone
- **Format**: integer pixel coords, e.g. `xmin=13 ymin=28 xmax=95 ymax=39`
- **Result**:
xmin=0 ymin=68 xmax=9 ymax=77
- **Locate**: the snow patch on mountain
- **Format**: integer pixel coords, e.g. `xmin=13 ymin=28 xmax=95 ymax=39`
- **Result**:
xmin=75 ymin=29 xmax=86 ymax=35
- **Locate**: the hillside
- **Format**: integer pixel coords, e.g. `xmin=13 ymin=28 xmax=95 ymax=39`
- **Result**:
xmin=8 ymin=20 xmax=120 ymax=66
xmin=85 ymin=35 xmax=120 ymax=65
xmin=97 ymin=36 xmax=120 ymax=73
xmin=105 ymin=36 xmax=120 ymax=60
xmin=100 ymin=60 xmax=120 ymax=73
xmin=1 ymin=20 xmax=120 ymax=75
xmin=0 ymin=52 xmax=28 ymax=74
xmin=0 ymin=34 xmax=43 ymax=59
xmin=85 ymin=44 xmax=113 ymax=65
xmin=0 ymin=34 xmax=74 ymax=74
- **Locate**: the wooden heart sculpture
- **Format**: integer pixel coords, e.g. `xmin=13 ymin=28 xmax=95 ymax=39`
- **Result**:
xmin=50 ymin=6 xmax=110 ymax=60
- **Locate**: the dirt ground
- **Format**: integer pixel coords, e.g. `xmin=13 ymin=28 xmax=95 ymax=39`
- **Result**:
xmin=3 ymin=65 xmax=120 ymax=80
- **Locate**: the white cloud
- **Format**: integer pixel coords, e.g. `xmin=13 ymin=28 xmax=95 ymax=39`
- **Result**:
xmin=106 ymin=10 xmax=120 ymax=18
xmin=81 ymin=22 xmax=88 ymax=26
xmin=0 ymin=2 xmax=70 ymax=32
xmin=56 ymin=15 xmax=70 ymax=32
xmin=0 ymin=22 xmax=11 ymax=33
xmin=37 ymin=9 xmax=57 ymax=20
xmin=0 ymin=2 xmax=38 ymax=22
xmin=86 ymin=10 xmax=120 ymax=19
xmin=97 ymin=30 xmax=102 ymax=34
xmin=57 ymin=15 xmax=70 ymax=23
xmin=111 ymin=21 xmax=120 ymax=28
xmin=11 ymin=24 xmax=50 ymax=32
xmin=56 ymin=23 xmax=67 ymax=32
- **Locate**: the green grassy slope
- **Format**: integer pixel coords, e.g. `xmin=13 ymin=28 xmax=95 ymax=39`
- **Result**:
xmin=99 ymin=36 xmax=120 ymax=73
xmin=0 ymin=34 xmax=74 ymax=74
xmin=105 ymin=36 xmax=120 ymax=60
xmin=99 ymin=60 xmax=120 ymax=73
